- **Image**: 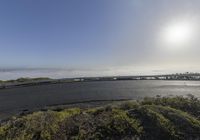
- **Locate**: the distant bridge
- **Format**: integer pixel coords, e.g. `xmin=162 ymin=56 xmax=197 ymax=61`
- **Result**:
xmin=134 ymin=73 xmax=200 ymax=80
xmin=81 ymin=73 xmax=200 ymax=81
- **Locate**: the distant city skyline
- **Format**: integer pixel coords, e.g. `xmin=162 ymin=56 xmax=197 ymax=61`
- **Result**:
xmin=1 ymin=0 xmax=200 ymax=80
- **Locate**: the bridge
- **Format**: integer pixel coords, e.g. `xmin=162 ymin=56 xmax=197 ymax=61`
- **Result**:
xmin=81 ymin=73 xmax=200 ymax=81
xmin=134 ymin=73 xmax=200 ymax=80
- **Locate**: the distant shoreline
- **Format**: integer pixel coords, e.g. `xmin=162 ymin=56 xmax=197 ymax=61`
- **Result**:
xmin=1 ymin=73 xmax=200 ymax=89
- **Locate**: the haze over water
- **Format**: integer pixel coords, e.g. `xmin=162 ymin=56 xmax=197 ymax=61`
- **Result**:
xmin=1 ymin=1 xmax=200 ymax=79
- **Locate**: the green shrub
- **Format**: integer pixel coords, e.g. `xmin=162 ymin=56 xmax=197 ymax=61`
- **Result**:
xmin=0 ymin=96 xmax=200 ymax=140
xmin=141 ymin=96 xmax=200 ymax=118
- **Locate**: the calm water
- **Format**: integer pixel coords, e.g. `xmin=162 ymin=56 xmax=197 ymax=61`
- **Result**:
xmin=0 ymin=80 xmax=200 ymax=119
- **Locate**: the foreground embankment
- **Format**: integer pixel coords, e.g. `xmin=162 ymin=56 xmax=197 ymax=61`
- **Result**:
xmin=0 ymin=96 xmax=200 ymax=140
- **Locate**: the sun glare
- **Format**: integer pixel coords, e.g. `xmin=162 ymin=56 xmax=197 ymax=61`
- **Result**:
xmin=162 ymin=21 xmax=194 ymax=48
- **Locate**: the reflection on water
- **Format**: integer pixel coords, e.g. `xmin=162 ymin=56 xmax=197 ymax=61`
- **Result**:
xmin=0 ymin=80 xmax=200 ymax=119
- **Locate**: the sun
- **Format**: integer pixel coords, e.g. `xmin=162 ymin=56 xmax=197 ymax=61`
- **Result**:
xmin=162 ymin=21 xmax=194 ymax=48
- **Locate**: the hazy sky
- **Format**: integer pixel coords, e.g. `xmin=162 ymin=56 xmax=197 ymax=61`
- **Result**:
xmin=1 ymin=0 xmax=200 ymax=80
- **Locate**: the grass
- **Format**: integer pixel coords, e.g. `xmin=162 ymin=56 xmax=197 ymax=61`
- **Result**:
xmin=0 ymin=96 xmax=200 ymax=140
xmin=0 ymin=77 xmax=51 ymax=84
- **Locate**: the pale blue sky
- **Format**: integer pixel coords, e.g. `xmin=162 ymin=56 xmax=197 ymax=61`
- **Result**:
xmin=0 ymin=0 xmax=200 ymax=79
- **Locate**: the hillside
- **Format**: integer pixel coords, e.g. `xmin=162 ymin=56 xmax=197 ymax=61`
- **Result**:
xmin=0 ymin=95 xmax=200 ymax=140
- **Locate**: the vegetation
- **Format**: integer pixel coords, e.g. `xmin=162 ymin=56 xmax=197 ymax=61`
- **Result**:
xmin=0 ymin=77 xmax=52 ymax=89
xmin=0 ymin=96 xmax=200 ymax=140
xmin=1 ymin=77 xmax=51 ymax=83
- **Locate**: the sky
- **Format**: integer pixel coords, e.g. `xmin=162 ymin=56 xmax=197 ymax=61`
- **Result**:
xmin=1 ymin=0 xmax=200 ymax=80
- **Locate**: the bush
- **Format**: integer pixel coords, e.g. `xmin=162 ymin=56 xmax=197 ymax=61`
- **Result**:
xmin=1 ymin=96 xmax=200 ymax=140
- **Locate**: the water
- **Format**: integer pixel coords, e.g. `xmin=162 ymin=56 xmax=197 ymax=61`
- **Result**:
xmin=0 ymin=80 xmax=200 ymax=119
